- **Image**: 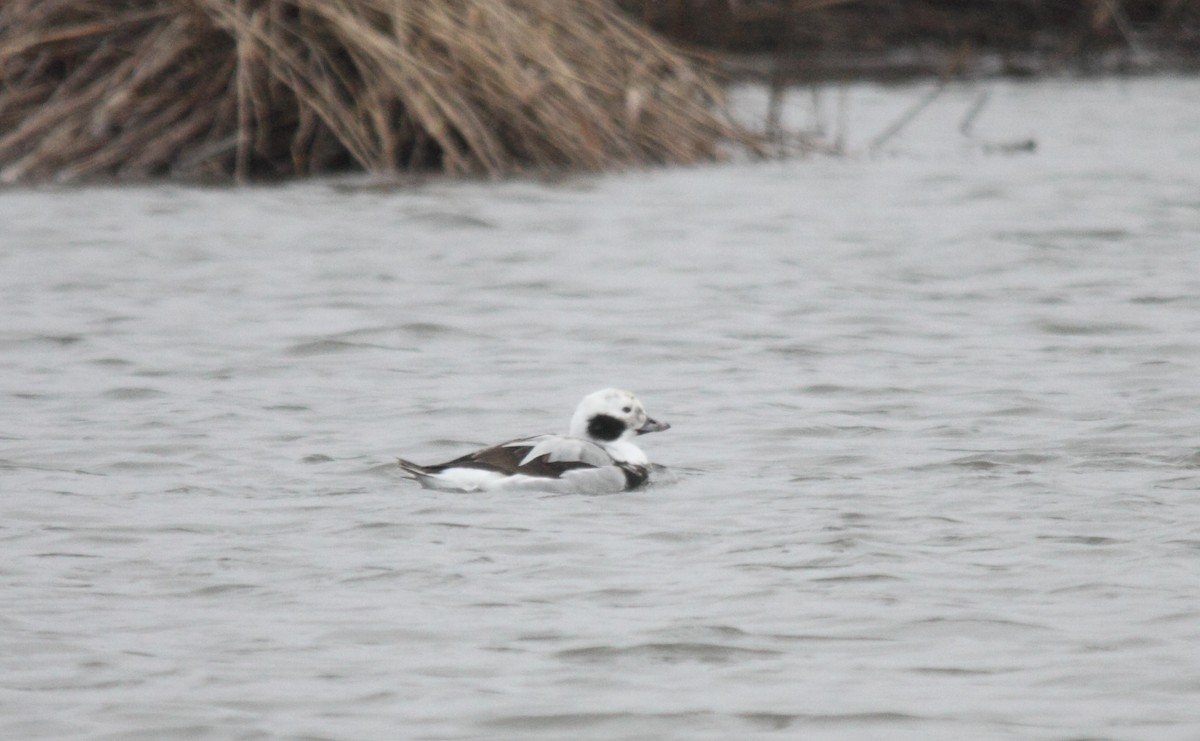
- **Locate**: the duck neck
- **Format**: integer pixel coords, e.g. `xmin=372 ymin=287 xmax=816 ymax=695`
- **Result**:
xmin=602 ymin=438 xmax=647 ymax=465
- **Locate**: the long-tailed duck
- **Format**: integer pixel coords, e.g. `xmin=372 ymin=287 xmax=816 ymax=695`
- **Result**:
xmin=396 ymin=388 xmax=669 ymax=493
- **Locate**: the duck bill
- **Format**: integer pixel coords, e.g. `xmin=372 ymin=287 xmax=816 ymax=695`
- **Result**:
xmin=636 ymin=418 xmax=670 ymax=435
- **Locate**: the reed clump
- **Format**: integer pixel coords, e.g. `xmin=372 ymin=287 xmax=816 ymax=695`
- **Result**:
xmin=0 ymin=0 xmax=758 ymax=183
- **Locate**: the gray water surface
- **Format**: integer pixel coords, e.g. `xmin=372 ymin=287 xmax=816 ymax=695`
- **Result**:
xmin=3 ymin=76 xmax=1200 ymax=740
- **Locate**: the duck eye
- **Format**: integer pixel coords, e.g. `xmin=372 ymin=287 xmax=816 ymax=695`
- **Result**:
xmin=621 ymin=406 xmax=632 ymax=413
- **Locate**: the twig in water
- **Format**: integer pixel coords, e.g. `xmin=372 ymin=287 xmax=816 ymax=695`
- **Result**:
xmin=766 ymin=67 xmax=786 ymax=155
xmin=959 ymin=91 xmax=989 ymax=137
xmin=1102 ymin=0 xmax=1148 ymax=62
xmin=867 ymin=43 xmax=971 ymax=154
xmin=867 ymin=81 xmax=946 ymax=154
xmin=833 ymin=84 xmax=848 ymax=155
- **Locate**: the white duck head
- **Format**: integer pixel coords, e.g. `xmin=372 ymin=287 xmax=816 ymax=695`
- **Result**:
xmin=568 ymin=388 xmax=669 ymax=464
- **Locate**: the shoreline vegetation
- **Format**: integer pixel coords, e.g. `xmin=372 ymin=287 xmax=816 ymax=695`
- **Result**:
xmin=0 ymin=0 xmax=759 ymax=183
xmin=0 ymin=0 xmax=1195 ymax=183
xmin=625 ymin=0 xmax=1200 ymax=80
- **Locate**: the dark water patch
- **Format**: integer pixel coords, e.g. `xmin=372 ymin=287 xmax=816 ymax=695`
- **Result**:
xmin=0 ymin=459 xmax=108 ymax=476
xmin=102 ymin=387 xmax=164 ymax=400
xmin=927 ymin=515 xmax=966 ymax=525
xmin=285 ymin=339 xmax=383 ymax=356
xmin=517 ymin=631 xmax=567 ymax=642
xmin=425 ymin=437 xmax=491 ymax=449
xmin=132 ymin=368 xmax=173 ymax=378
xmin=1067 ymin=451 xmax=1164 ymax=472
xmin=105 ymin=460 xmax=191 ymax=472
xmin=484 ymin=710 xmax=925 ymax=735
xmin=483 ymin=712 xmax=689 ymax=732
xmin=991 ymin=405 xmax=1045 ymax=417
xmin=811 ymin=573 xmax=901 ymax=583
xmin=431 ymin=521 xmax=471 ymax=529
xmin=1142 ymin=609 xmax=1200 ymax=624
xmin=1155 ymin=476 xmax=1200 ymax=490
xmin=736 ymin=558 xmax=843 ymax=571
xmin=557 ymin=642 xmax=781 ymax=664
xmin=637 ymin=530 xmax=708 ymax=543
xmin=799 ymin=383 xmax=852 ymax=394
xmin=338 ymin=568 xmax=414 ymax=585
xmin=8 ymin=392 xmax=46 ymax=401
xmin=1130 ymin=295 xmax=1189 ymax=305
xmin=265 ymin=404 xmax=309 ymax=412
xmin=302 ymin=454 xmax=334 ymax=464
xmin=576 ymin=587 xmax=642 ymax=602
xmin=482 ymin=280 xmax=555 ymax=293
xmin=343 ymin=520 xmax=405 ymax=533
xmin=396 ymin=321 xmax=470 ymax=338
xmin=1038 ymin=535 xmax=1126 ymax=546
xmin=794 ymin=712 xmax=928 ymax=727
xmin=789 ymin=472 xmax=861 ymax=483
xmin=1169 ymin=451 xmax=1200 ymax=469
xmin=739 ymin=712 xmax=797 ymax=731
xmin=949 ymin=452 xmax=1059 ymax=470
xmin=49 ymin=279 xmax=109 ymax=292
xmin=313 ymin=486 xmax=369 ymax=498
xmin=0 ymin=333 xmax=86 ymax=349
xmin=778 ymin=424 xmax=888 ymax=437
xmin=91 ymin=724 xmax=222 ymax=740
xmin=408 ymin=210 xmax=496 ymax=229
xmin=338 ymin=321 xmax=473 ymax=340
xmin=319 ymin=629 xmax=440 ymax=649
xmin=898 ymin=617 xmax=1052 ymax=637
xmin=1045 ymin=582 xmax=1144 ymax=597
xmin=139 ymin=444 xmax=196 ymax=457
xmin=1036 ymin=320 xmax=1144 ymax=336
xmin=671 ymin=624 xmax=751 ymax=640
xmin=998 ymin=228 xmax=1132 ymax=246
xmin=810 ymin=454 xmax=871 ymax=469
xmin=947 ymin=455 xmax=1001 ymax=471
xmin=910 ymin=666 xmax=1009 ymax=676
xmin=187 ymin=583 xmax=259 ymax=597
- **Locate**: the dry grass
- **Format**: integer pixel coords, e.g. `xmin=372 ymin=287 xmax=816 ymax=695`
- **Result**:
xmin=0 ymin=0 xmax=760 ymax=183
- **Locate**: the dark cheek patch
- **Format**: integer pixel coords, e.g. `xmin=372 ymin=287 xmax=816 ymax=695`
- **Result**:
xmin=587 ymin=414 xmax=626 ymax=441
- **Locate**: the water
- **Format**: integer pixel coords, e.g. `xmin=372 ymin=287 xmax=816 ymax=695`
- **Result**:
xmin=3 ymin=75 xmax=1200 ymax=740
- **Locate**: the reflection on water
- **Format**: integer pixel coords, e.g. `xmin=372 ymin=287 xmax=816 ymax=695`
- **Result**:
xmin=2 ymin=76 xmax=1200 ymax=740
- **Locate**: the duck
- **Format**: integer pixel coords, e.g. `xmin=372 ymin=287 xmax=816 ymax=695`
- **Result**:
xmin=396 ymin=388 xmax=670 ymax=493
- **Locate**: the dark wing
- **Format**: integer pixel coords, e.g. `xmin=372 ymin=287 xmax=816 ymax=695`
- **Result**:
xmin=429 ymin=441 xmax=597 ymax=479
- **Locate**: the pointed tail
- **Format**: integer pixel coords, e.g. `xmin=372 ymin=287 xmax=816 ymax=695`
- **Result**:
xmin=396 ymin=457 xmax=432 ymax=480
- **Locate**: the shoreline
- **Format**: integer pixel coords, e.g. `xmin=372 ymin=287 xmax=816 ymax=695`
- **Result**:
xmin=719 ymin=47 xmax=1200 ymax=85
xmin=622 ymin=0 xmax=1200 ymax=82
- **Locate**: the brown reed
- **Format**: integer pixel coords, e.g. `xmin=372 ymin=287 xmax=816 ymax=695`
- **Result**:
xmin=0 ymin=0 xmax=761 ymax=183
